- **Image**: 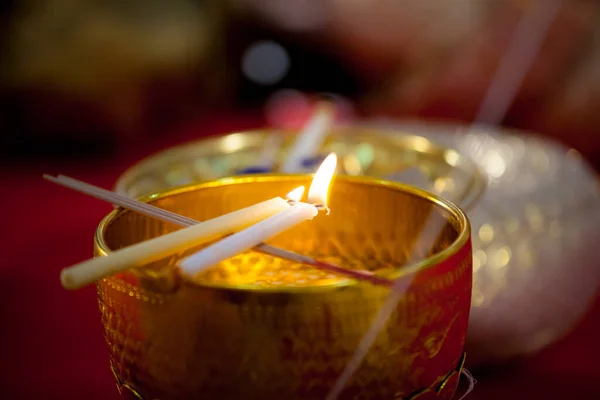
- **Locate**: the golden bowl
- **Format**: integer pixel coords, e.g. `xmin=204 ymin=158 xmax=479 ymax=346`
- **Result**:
xmin=95 ymin=175 xmax=472 ymax=400
xmin=114 ymin=127 xmax=485 ymax=211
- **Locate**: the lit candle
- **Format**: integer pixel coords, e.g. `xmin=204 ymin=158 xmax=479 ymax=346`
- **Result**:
xmin=180 ymin=153 xmax=338 ymax=277
xmin=307 ymin=152 xmax=337 ymax=209
xmin=60 ymin=197 xmax=291 ymax=290
xmin=280 ymin=102 xmax=334 ymax=173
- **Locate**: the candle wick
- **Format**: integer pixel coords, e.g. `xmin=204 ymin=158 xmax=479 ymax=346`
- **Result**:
xmin=315 ymin=204 xmax=330 ymax=215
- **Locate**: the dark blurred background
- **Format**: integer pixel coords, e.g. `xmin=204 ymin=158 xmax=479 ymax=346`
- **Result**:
xmin=0 ymin=0 xmax=598 ymax=162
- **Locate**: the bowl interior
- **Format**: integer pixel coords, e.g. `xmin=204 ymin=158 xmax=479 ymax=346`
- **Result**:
xmin=99 ymin=176 xmax=467 ymax=290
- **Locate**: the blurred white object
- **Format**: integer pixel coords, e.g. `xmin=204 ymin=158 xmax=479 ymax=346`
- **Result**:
xmin=371 ymin=119 xmax=600 ymax=364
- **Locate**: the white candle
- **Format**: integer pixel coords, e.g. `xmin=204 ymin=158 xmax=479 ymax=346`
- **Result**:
xmin=60 ymin=197 xmax=290 ymax=289
xmin=181 ymin=153 xmax=338 ymax=277
xmin=307 ymin=153 xmax=337 ymax=207
xmin=180 ymin=202 xmax=318 ymax=276
xmin=280 ymin=102 xmax=334 ymax=173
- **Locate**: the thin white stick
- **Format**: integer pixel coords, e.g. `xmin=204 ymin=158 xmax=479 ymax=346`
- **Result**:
xmin=457 ymin=369 xmax=477 ymax=399
xmin=45 ymin=175 xmax=391 ymax=286
xmin=327 ymin=1 xmax=563 ymax=397
xmin=59 ymin=197 xmax=291 ymax=289
xmin=474 ymin=0 xmax=564 ymax=126
xmin=45 ymin=175 xmax=196 ymax=226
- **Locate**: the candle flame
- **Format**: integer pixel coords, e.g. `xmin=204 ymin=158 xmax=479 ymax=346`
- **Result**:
xmin=307 ymin=153 xmax=337 ymax=207
xmin=286 ymin=186 xmax=305 ymax=202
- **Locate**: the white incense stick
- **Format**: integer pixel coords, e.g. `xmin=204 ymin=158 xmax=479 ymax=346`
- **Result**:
xmin=45 ymin=175 xmax=392 ymax=286
xmin=474 ymin=0 xmax=564 ymax=126
xmin=280 ymin=102 xmax=335 ymax=173
xmin=327 ymin=1 xmax=563 ymax=397
xmin=59 ymin=197 xmax=290 ymax=289
xmin=46 ymin=175 xmax=197 ymax=226
xmin=180 ymin=202 xmax=318 ymax=276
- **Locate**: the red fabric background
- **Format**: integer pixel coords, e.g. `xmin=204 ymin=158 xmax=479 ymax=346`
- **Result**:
xmin=1 ymin=112 xmax=599 ymax=399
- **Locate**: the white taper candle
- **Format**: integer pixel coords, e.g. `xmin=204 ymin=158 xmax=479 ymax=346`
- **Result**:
xmin=60 ymin=197 xmax=290 ymax=290
xmin=280 ymin=103 xmax=334 ymax=173
xmin=179 ymin=202 xmax=319 ymax=276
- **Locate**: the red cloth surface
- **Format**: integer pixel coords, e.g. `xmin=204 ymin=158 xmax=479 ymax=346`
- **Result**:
xmin=2 ymin=112 xmax=599 ymax=399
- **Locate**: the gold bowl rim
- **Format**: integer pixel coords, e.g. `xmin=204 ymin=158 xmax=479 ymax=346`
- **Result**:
xmin=114 ymin=127 xmax=487 ymax=211
xmin=96 ymin=174 xmax=471 ymax=291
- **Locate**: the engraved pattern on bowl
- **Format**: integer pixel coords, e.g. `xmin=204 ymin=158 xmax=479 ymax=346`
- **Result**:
xmin=96 ymin=176 xmax=472 ymax=399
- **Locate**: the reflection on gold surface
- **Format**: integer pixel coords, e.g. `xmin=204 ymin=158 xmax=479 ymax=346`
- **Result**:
xmin=478 ymin=224 xmax=494 ymax=242
xmin=343 ymin=153 xmax=363 ymax=176
xmin=472 ymin=250 xmax=487 ymax=272
xmin=96 ymin=176 xmax=472 ymax=399
xmin=221 ymin=134 xmax=248 ymax=154
xmin=111 ymin=124 xmax=600 ymax=364
xmin=492 ymin=247 xmax=511 ymax=269
xmin=114 ymin=128 xmax=486 ymax=212
xmin=442 ymin=150 xmax=462 ymax=167
xmin=433 ymin=177 xmax=455 ymax=194
xmin=471 ymin=291 xmax=485 ymax=307
xmin=525 ymin=203 xmax=544 ymax=232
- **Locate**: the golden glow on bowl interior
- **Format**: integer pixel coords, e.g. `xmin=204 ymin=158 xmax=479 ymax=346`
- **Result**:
xmin=98 ymin=176 xmax=465 ymax=290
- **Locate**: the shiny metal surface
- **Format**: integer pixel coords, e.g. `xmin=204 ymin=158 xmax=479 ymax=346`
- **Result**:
xmin=371 ymin=119 xmax=600 ymax=363
xmin=114 ymin=120 xmax=600 ymax=364
xmin=96 ymin=176 xmax=472 ymax=399
xmin=114 ymin=127 xmax=486 ymax=211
